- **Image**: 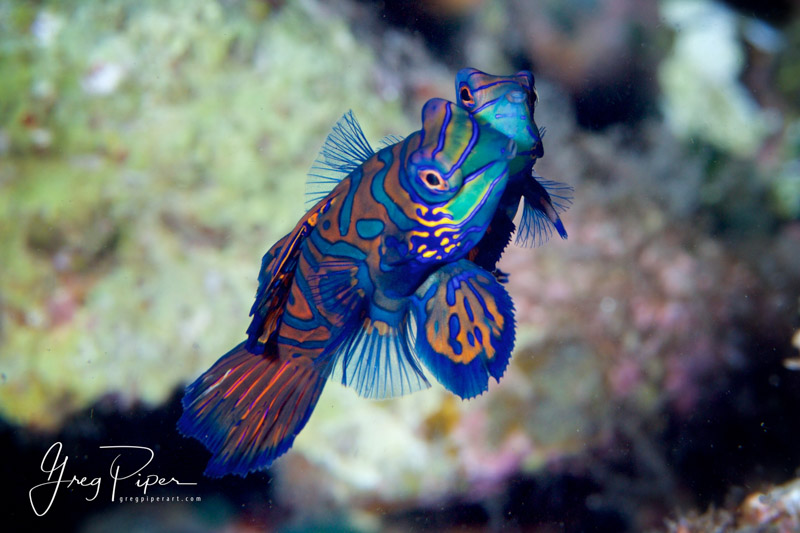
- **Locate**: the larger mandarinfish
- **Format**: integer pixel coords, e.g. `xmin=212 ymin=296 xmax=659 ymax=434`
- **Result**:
xmin=179 ymin=98 xmax=520 ymax=477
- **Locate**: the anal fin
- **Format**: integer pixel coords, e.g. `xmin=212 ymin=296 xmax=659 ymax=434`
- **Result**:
xmin=330 ymin=313 xmax=430 ymax=399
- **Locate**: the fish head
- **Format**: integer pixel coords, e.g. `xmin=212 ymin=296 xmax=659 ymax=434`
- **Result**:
xmin=401 ymin=98 xmax=515 ymax=264
xmin=455 ymin=67 xmax=544 ymax=169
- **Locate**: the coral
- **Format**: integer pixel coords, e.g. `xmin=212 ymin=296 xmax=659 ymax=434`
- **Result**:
xmin=658 ymin=0 xmax=773 ymax=155
xmin=665 ymin=477 xmax=800 ymax=533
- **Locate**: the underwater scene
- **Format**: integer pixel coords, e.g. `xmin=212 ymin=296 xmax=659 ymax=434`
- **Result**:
xmin=2 ymin=0 xmax=800 ymax=531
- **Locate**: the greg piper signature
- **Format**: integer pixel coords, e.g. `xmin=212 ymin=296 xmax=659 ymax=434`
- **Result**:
xmin=29 ymin=442 xmax=198 ymax=517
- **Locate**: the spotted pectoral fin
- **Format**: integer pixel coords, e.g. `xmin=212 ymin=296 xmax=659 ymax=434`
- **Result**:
xmin=412 ymin=259 xmax=515 ymax=399
xmin=246 ymin=194 xmax=337 ymax=354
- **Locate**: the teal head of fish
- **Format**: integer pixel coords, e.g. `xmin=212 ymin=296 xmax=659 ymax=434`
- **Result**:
xmin=178 ymin=97 xmax=519 ymax=477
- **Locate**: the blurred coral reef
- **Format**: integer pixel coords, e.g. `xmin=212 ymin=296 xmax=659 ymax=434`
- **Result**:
xmin=666 ymin=478 xmax=800 ymax=533
xmin=1 ymin=0 xmax=800 ymax=531
xmin=0 ymin=0 xmax=412 ymax=428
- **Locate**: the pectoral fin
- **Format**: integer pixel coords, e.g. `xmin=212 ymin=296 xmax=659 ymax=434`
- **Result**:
xmin=307 ymin=259 xmax=430 ymax=399
xmin=305 ymin=259 xmax=366 ymax=328
xmin=303 ymin=257 xmax=430 ymax=399
xmin=517 ymin=176 xmax=573 ymax=247
xmin=412 ymin=259 xmax=515 ymax=399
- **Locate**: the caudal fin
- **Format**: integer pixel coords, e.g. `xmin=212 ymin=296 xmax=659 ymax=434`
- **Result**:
xmin=178 ymin=342 xmax=328 ymax=477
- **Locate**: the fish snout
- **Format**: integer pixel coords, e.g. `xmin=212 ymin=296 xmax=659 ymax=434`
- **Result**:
xmin=506 ymin=90 xmax=526 ymax=104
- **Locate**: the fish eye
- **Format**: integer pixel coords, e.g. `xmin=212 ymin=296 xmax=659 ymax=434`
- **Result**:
xmin=419 ymin=169 xmax=447 ymax=191
xmin=459 ymin=84 xmax=475 ymax=107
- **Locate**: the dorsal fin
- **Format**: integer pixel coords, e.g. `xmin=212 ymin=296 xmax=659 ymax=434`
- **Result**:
xmin=245 ymin=193 xmax=338 ymax=354
xmin=377 ymin=134 xmax=405 ymax=148
xmin=306 ymin=111 xmax=375 ymax=206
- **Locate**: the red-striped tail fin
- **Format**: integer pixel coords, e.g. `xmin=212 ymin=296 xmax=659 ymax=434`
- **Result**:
xmin=178 ymin=342 xmax=328 ymax=477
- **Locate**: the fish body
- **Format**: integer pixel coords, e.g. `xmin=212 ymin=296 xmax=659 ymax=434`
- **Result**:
xmin=455 ymin=68 xmax=573 ymax=271
xmin=179 ymin=98 xmax=518 ymax=477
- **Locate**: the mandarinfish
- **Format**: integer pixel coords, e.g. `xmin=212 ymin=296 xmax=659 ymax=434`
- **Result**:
xmin=455 ymin=68 xmax=573 ymax=273
xmin=178 ymin=98 xmax=520 ymax=477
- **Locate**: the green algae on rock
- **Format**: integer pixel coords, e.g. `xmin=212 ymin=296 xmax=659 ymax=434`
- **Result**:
xmin=0 ymin=0 xmax=411 ymax=429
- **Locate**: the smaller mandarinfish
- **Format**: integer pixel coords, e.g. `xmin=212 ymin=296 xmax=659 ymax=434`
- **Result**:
xmin=179 ymin=97 xmax=520 ymax=477
xmin=454 ymin=68 xmax=573 ymax=273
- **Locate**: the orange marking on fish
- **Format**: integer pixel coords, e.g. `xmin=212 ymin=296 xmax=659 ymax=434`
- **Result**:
xmin=234 ymin=366 xmax=270 ymax=408
xmin=281 ymin=323 xmax=331 ymax=343
xmin=246 ymin=362 xmax=292 ymax=432
xmin=223 ymin=365 xmax=258 ymax=399
xmin=250 ymin=409 xmax=270 ymax=444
